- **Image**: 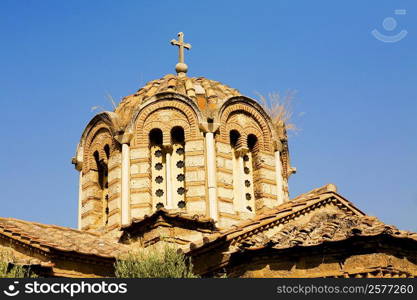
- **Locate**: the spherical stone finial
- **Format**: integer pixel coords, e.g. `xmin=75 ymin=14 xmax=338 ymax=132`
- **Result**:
xmin=175 ymin=62 xmax=188 ymax=75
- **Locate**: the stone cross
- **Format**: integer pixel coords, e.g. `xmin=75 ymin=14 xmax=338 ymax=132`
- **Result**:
xmin=170 ymin=32 xmax=191 ymax=75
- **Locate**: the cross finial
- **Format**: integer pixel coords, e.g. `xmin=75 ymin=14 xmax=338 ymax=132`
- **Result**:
xmin=170 ymin=32 xmax=191 ymax=76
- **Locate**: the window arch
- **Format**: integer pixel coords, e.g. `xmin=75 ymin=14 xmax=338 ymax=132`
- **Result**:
xmin=247 ymin=134 xmax=259 ymax=152
xmin=80 ymin=123 xmax=116 ymax=230
xmin=149 ymin=128 xmax=166 ymax=209
xmin=244 ymin=134 xmax=258 ymax=212
xmin=93 ymin=148 xmax=109 ymax=226
xmin=149 ymin=126 xmax=187 ymax=210
xmin=171 ymin=126 xmax=185 ymax=144
xmin=230 ymin=130 xmax=240 ymax=148
xmin=230 ymin=130 xmax=243 ymax=212
xmin=104 ymin=144 xmax=110 ymax=160
xmin=149 ymin=128 xmax=163 ymax=145
xmin=171 ymin=126 xmax=186 ymax=208
xmin=218 ymin=101 xmax=273 ymax=152
xmin=230 ymin=130 xmax=258 ymax=213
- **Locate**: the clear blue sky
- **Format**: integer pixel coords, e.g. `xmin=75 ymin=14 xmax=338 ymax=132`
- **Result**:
xmin=0 ymin=0 xmax=416 ymax=231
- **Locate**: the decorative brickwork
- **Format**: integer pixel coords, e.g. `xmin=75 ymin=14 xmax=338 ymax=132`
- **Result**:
xmin=218 ymin=101 xmax=274 ymax=152
xmin=115 ymin=75 xmax=241 ymax=127
xmin=184 ymin=139 xmax=207 ymax=215
xmin=2 ymin=36 xmax=414 ymax=278
xmin=80 ymin=121 xmax=120 ymax=231
xmin=132 ymin=100 xmax=200 ymax=147
xmin=75 ymin=76 xmax=288 ymax=234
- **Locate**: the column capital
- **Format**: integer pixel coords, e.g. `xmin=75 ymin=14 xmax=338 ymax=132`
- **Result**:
xmin=115 ymin=131 xmax=134 ymax=145
xmin=235 ymin=147 xmax=249 ymax=157
xmin=274 ymin=140 xmax=283 ymax=152
xmin=199 ymin=121 xmax=220 ymax=134
xmin=162 ymin=144 xmax=173 ymax=152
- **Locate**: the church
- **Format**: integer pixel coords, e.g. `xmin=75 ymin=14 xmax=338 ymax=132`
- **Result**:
xmin=1 ymin=33 xmax=416 ymax=278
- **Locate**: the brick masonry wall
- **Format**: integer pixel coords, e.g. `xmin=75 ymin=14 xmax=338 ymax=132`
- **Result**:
xmin=107 ymin=150 xmax=122 ymax=230
xmin=254 ymin=151 xmax=279 ymax=211
xmin=184 ymin=138 xmax=207 ymax=215
xmin=129 ymin=146 xmax=152 ymax=219
xmin=215 ymin=141 xmax=241 ymax=228
xmin=80 ymin=170 xmax=101 ymax=230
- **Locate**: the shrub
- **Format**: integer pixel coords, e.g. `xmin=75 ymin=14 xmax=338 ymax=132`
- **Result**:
xmin=114 ymin=244 xmax=198 ymax=278
xmin=0 ymin=249 xmax=37 ymax=278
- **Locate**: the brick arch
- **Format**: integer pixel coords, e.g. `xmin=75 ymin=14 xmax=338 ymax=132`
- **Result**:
xmin=229 ymin=112 xmax=264 ymax=148
xmin=143 ymin=121 xmax=170 ymax=146
xmin=244 ymin=126 xmax=264 ymax=151
xmin=220 ymin=107 xmax=271 ymax=152
xmin=134 ymin=100 xmax=199 ymax=147
xmin=225 ymin=123 xmax=245 ymax=139
xmin=167 ymin=119 xmax=191 ymax=143
xmin=143 ymin=119 xmax=191 ymax=146
xmin=225 ymin=123 xmax=245 ymax=149
xmin=83 ymin=123 xmax=117 ymax=174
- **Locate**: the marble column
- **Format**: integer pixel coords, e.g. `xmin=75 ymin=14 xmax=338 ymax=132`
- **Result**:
xmin=166 ymin=150 xmax=173 ymax=209
xmin=121 ymin=143 xmax=130 ymax=225
xmin=77 ymin=171 xmax=83 ymax=230
xmin=275 ymin=150 xmax=285 ymax=205
xmin=205 ymin=132 xmax=218 ymax=221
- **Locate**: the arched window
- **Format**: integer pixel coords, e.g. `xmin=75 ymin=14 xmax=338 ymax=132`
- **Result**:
xmin=230 ymin=130 xmax=240 ymax=148
xmin=149 ymin=127 xmax=187 ymax=210
xmin=230 ymin=130 xmax=240 ymax=211
xmin=104 ymin=144 xmax=110 ymax=160
xmin=94 ymin=149 xmax=109 ymax=225
xmin=149 ymin=128 xmax=166 ymax=209
xmin=171 ymin=126 xmax=186 ymax=208
xmin=247 ymin=134 xmax=258 ymax=153
xmin=244 ymin=134 xmax=258 ymax=212
xmin=230 ymin=130 xmax=257 ymax=213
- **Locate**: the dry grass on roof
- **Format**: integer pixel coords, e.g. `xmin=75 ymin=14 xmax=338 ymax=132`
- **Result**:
xmin=256 ymin=90 xmax=298 ymax=132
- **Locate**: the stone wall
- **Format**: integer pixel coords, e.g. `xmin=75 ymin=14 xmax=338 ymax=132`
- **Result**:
xmin=215 ymin=141 xmax=240 ymax=228
xmin=129 ymin=146 xmax=152 ymax=219
xmin=184 ymin=138 xmax=207 ymax=215
xmin=227 ymin=246 xmax=417 ymax=278
xmin=79 ymin=150 xmax=122 ymax=232
xmin=80 ymin=170 xmax=101 ymax=230
xmin=253 ymin=151 xmax=278 ymax=211
xmin=107 ymin=150 xmax=122 ymax=230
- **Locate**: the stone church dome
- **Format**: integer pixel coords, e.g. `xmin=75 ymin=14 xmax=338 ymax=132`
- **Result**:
xmin=3 ymin=32 xmax=417 ymax=279
xmin=74 ymin=32 xmax=291 ymax=233
xmin=115 ymin=74 xmax=242 ymax=127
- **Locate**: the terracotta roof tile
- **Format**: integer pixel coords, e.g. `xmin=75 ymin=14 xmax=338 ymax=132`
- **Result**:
xmin=0 ymin=217 xmax=128 ymax=259
xmin=121 ymin=208 xmax=216 ymax=230
xmin=240 ymin=212 xmax=417 ymax=251
xmin=186 ymin=184 xmax=366 ymax=253
xmin=115 ymin=74 xmax=241 ymax=126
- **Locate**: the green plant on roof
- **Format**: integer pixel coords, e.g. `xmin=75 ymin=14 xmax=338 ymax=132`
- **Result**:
xmin=114 ymin=244 xmax=199 ymax=278
xmin=0 ymin=249 xmax=37 ymax=278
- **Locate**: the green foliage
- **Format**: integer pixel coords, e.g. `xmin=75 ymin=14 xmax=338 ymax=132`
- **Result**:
xmin=0 ymin=249 xmax=37 ymax=278
xmin=0 ymin=262 xmax=33 ymax=278
xmin=115 ymin=244 xmax=199 ymax=278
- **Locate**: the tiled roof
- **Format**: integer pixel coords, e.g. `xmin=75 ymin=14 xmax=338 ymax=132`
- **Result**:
xmin=121 ymin=208 xmax=216 ymax=230
xmin=115 ymin=74 xmax=241 ymax=126
xmin=0 ymin=209 xmax=217 ymax=262
xmin=0 ymin=217 xmax=128 ymax=259
xmin=119 ymin=208 xmax=217 ymax=243
xmin=186 ymin=184 xmax=365 ymax=253
xmin=239 ymin=212 xmax=417 ymax=251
